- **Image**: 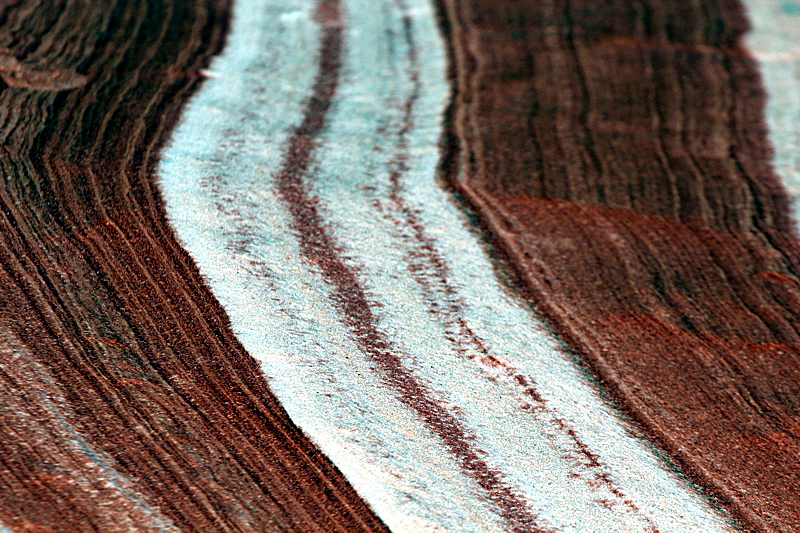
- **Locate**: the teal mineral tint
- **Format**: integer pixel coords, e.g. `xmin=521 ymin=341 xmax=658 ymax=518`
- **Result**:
xmin=159 ymin=0 xmax=737 ymax=530
xmin=744 ymin=0 xmax=800 ymax=219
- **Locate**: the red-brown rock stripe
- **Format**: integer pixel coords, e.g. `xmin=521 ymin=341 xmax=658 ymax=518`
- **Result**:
xmin=436 ymin=0 xmax=800 ymax=530
xmin=0 ymin=0 xmax=389 ymax=531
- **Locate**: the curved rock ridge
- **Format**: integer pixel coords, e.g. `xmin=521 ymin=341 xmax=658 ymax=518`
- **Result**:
xmin=0 ymin=0 xmax=388 ymax=531
xmin=160 ymin=0 xmax=739 ymax=531
xmin=437 ymin=0 xmax=800 ymax=530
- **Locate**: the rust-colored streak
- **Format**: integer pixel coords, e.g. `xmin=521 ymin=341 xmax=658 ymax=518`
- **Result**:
xmin=0 ymin=1 xmax=388 ymax=531
xmin=436 ymin=0 xmax=800 ymax=531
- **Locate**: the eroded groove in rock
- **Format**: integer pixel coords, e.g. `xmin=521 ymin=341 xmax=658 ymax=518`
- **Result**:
xmin=436 ymin=0 xmax=800 ymax=531
xmin=0 ymin=1 xmax=389 ymax=531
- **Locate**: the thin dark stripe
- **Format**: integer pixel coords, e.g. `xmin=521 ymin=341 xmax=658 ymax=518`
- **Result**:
xmin=274 ymin=1 xmax=550 ymax=531
xmin=381 ymin=3 xmax=661 ymax=529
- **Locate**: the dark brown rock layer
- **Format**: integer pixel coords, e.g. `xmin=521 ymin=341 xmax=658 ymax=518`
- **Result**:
xmin=0 ymin=1 xmax=388 ymax=531
xmin=436 ymin=0 xmax=800 ymax=531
